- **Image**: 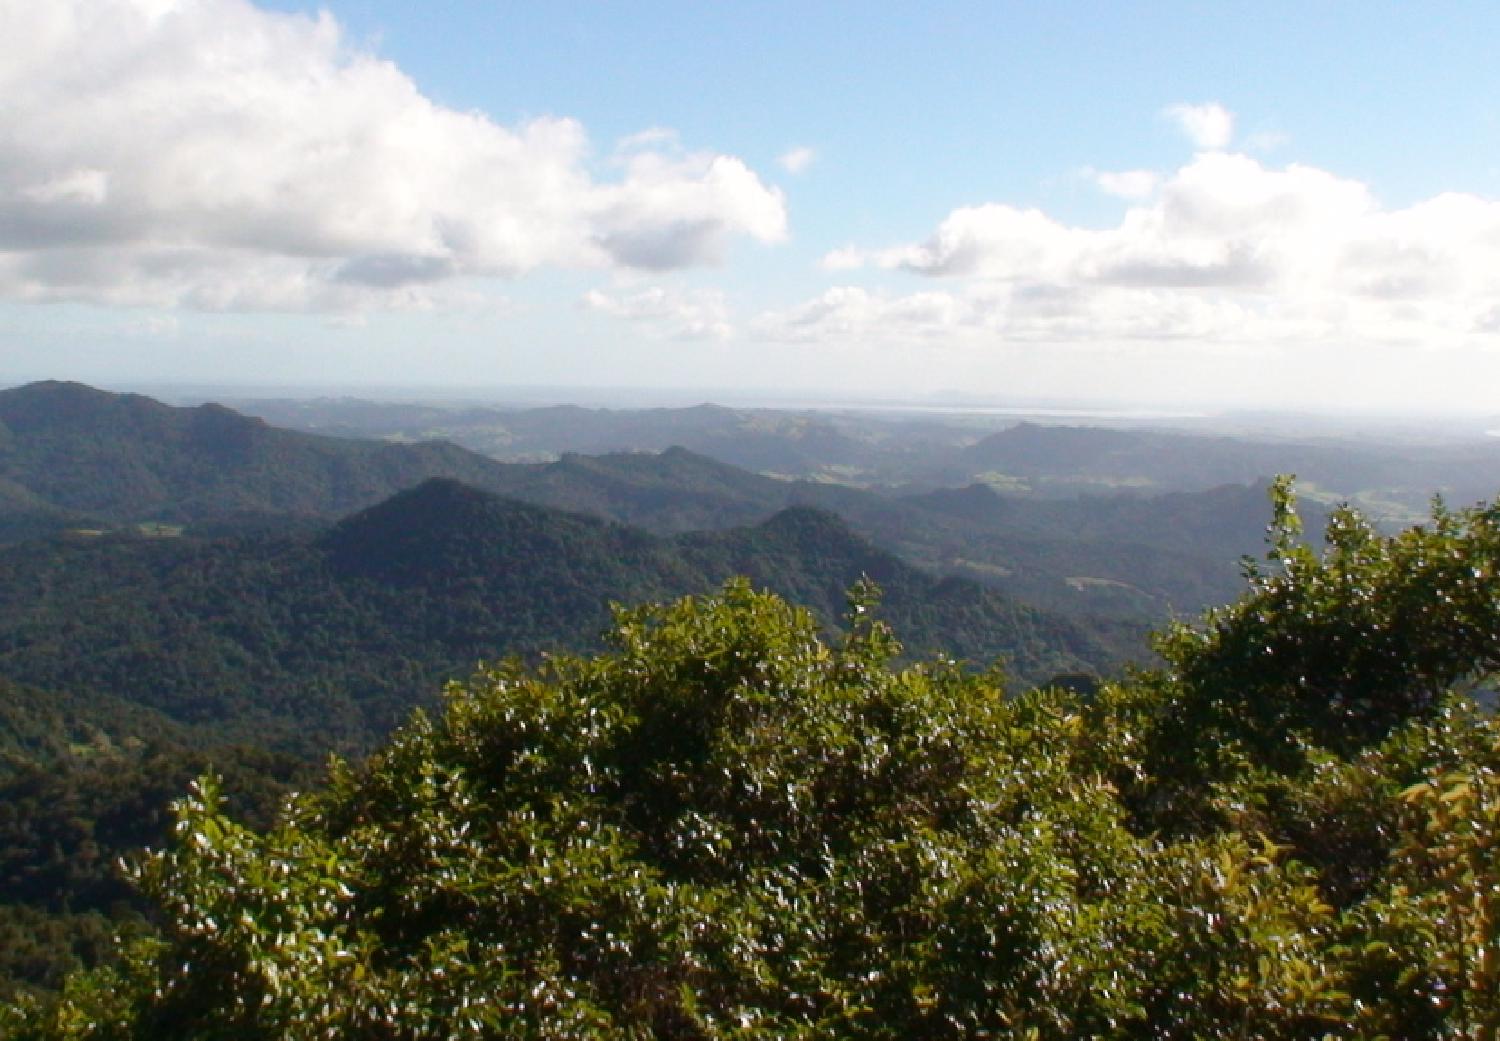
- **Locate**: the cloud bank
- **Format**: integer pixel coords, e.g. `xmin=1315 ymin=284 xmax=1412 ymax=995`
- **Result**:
xmin=791 ymin=137 xmax=1500 ymax=351
xmin=0 ymin=0 xmax=786 ymax=312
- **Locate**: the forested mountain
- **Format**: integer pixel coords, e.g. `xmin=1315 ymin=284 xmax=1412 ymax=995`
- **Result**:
xmin=0 ymin=383 xmax=1306 ymax=620
xmin=472 ymin=445 xmax=781 ymax=533
xmin=0 ymin=679 xmax=186 ymax=770
xmin=960 ymin=421 xmax=1368 ymax=488
xmin=0 ymin=677 xmax=312 ymax=999
xmin=0 ymin=382 xmax=520 ymax=533
xmin=937 ymin=420 xmax=1500 ymax=528
xmin=473 ymin=448 xmax=1315 ymax=620
xmin=0 ymin=479 xmax=1133 ymax=756
xmin=3 ymin=382 xmax=1498 ymax=1028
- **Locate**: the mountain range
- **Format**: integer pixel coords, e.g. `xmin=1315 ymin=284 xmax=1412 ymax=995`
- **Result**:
xmin=222 ymin=390 xmax=1500 ymax=520
xmin=0 ymin=381 xmax=1334 ymax=621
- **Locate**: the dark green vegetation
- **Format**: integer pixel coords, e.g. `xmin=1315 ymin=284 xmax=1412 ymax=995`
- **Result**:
xmin=0 ymin=479 xmax=1128 ymax=754
xmin=456 ymin=447 xmax=1312 ymax=621
xmin=0 ymin=468 xmax=1128 ymax=1001
xmin=0 ymin=678 xmax=313 ymax=1000
xmin=7 ymin=489 xmax=1500 ymax=1039
xmin=0 ymin=381 xmax=520 ymax=538
xmin=0 ymin=382 xmax=1380 ymax=621
xmin=0 ymin=382 xmax=1271 ymax=622
xmin=0 ymin=382 xmax=1157 ymax=1005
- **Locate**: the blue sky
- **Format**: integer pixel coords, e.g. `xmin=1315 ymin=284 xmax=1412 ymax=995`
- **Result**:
xmin=3 ymin=1 xmax=1500 ymax=412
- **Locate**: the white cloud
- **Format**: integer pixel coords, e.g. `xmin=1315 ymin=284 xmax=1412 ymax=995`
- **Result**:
xmin=1164 ymin=102 xmax=1235 ymax=150
xmin=762 ymin=151 xmax=1500 ymax=352
xmin=875 ymin=205 xmax=1088 ymax=280
xmin=593 ymin=152 xmax=787 ymax=271
xmin=582 ymin=285 xmax=732 ymax=341
xmin=21 ymin=169 xmax=111 ymax=206
xmin=1094 ymin=169 xmax=1159 ymax=200
xmin=0 ymin=0 xmax=786 ymax=312
xmin=778 ymin=147 xmax=816 ymax=174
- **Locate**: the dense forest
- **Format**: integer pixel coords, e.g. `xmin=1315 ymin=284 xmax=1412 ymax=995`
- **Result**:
xmin=3 ymin=484 xmax=1499 ymax=1038
xmin=0 ymin=479 xmax=1131 ymax=753
xmin=0 ymin=452 xmax=1131 ymax=1001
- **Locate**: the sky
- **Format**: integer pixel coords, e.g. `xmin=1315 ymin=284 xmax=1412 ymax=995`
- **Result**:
xmin=2 ymin=1 xmax=1500 ymax=414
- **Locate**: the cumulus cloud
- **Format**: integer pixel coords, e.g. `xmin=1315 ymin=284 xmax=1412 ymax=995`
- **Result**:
xmin=761 ymin=150 xmax=1500 ymax=351
xmin=593 ymin=152 xmax=786 ymax=270
xmin=1164 ymin=102 xmax=1235 ymax=150
xmin=1093 ymin=169 xmax=1159 ymax=200
xmin=0 ymin=0 xmax=786 ymax=312
xmin=582 ymin=285 xmax=732 ymax=341
xmin=778 ymin=147 xmax=816 ymax=174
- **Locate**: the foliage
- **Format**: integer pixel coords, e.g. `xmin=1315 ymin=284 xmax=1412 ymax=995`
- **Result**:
xmin=0 ymin=481 xmax=1126 ymax=1006
xmin=0 ymin=483 xmax=1126 ymax=756
xmin=0 ymin=719 xmax=309 ymax=1003
xmin=9 ymin=485 xmax=1500 ymax=1038
xmin=1136 ymin=477 xmax=1500 ymax=829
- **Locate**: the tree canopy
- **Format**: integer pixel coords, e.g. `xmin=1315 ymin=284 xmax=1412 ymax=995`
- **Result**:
xmin=6 ymin=485 xmax=1500 ymax=1039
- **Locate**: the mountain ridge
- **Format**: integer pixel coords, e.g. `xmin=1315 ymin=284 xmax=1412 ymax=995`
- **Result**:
xmin=0 ymin=381 xmax=521 ymax=529
xmin=0 ymin=382 xmax=1338 ymax=620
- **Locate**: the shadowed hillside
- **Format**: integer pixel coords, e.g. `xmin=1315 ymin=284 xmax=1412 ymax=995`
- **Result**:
xmin=0 ymin=382 xmax=521 ymax=532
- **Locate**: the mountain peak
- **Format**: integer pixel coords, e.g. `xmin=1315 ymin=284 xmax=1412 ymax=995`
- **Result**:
xmin=758 ymin=504 xmax=857 ymax=538
xmin=320 ymin=479 xmax=645 ymax=586
xmin=0 ymin=384 xmax=525 ymax=530
xmin=0 ymin=381 xmax=167 ymax=432
xmin=330 ymin=478 xmax=517 ymax=536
